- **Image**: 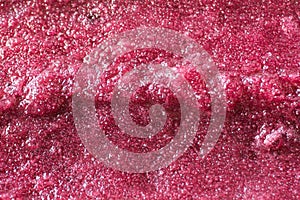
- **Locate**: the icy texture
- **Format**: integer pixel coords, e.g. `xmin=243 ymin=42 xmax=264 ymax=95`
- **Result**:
xmin=0 ymin=0 xmax=299 ymax=199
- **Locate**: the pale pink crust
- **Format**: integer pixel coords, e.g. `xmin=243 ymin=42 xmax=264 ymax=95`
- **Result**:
xmin=0 ymin=1 xmax=299 ymax=199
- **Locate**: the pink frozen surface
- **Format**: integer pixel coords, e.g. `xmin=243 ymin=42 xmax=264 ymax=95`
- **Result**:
xmin=0 ymin=0 xmax=299 ymax=199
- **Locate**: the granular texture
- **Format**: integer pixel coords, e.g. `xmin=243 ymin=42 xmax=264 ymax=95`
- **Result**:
xmin=0 ymin=0 xmax=299 ymax=199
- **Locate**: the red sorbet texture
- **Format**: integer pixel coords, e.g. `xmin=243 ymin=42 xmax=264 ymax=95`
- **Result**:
xmin=0 ymin=0 xmax=300 ymax=199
